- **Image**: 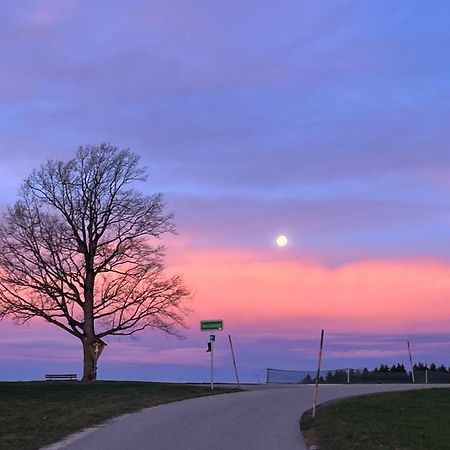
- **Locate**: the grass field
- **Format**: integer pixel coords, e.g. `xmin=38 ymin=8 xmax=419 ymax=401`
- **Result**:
xmin=301 ymin=388 xmax=450 ymax=450
xmin=0 ymin=381 xmax=239 ymax=450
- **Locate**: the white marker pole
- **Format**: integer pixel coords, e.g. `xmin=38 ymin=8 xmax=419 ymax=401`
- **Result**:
xmin=407 ymin=340 xmax=415 ymax=383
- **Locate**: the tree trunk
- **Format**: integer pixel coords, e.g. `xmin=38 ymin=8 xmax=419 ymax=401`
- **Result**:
xmin=82 ymin=256 xmax=96 ymax=382
xmin=82 ymin=338 xmax=96 ymax=381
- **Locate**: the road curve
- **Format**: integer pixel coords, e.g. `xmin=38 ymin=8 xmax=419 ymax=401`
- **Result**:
xmin=44 ymin=383 xmax=449 ymax=450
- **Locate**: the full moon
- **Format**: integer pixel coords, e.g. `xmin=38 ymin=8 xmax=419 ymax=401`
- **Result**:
xmin=276 ymin=235 xmax=288 ymax=247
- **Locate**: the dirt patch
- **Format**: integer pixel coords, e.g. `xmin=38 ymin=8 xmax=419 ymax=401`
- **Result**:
xmin=302 ymin=426 xmax=319 ymax=448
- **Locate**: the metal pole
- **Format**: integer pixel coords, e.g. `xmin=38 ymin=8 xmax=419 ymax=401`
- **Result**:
xmin=347 ymin=368 xmax=350 ymax=384
xmin=407 ymin=340 xmax=415 ymax=383
xmin=312 ymin=329 xmax=324 ymax=418
xmin=228 ymin=334 xmax=241 ymax=388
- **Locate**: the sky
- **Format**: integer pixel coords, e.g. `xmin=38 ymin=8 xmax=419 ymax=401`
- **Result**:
xmin=1 ymin=0 xmax=450 ymax=383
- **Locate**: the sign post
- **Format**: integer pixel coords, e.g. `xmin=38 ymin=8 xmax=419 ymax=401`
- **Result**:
xmin=210 ymin=334 xmax=215 ymax=390
xmin=201 ymin=320 xmax=223 ymax=390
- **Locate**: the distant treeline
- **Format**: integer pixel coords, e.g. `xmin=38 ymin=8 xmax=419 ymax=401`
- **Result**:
xmin=374 ymin=362 xmax=450 ymax=373
xmin=370 ymin=362 xmax=450 ymax=373
xmin=302 ymin=362 xmax=450 ymax=384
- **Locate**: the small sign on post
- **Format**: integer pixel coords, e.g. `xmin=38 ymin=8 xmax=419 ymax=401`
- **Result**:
xmin=201 ymin=320 xmax=223 ymax=390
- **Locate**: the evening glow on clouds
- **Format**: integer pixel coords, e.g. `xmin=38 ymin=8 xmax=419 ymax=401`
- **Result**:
xmin=1 ymin=1 xmax=450 ymax=381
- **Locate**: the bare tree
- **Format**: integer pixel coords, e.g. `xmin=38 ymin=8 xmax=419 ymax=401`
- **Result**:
xmin=0 ymin=144 xmax=190 ymax=381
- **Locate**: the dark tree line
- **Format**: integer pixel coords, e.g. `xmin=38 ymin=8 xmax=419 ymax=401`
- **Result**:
xmin=301 ymin=362 xmax=450 ymax=384
xmin=373 ymin=362 xmax=449 ymax=373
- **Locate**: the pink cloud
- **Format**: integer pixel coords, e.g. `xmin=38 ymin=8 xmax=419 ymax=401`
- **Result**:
xmin=102 ymin=343 xmax=210 ymax=366
xmin=324 ymin=349 xmax=407 ymax=358
xmin=3 ymin=248 xmax=450 ymax=376
xmin=169 ymin=249 xmax=450 ymax=334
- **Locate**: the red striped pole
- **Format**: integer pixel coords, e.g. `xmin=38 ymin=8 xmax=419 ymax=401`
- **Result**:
xmin=407 ymin=340 xmax=415 ymax=383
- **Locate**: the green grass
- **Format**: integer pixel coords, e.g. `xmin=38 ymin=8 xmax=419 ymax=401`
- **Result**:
xmin=301 ymin=388 xmax=450 ymax=450
xmin=0 ymin=381 xmax=240 ymax=450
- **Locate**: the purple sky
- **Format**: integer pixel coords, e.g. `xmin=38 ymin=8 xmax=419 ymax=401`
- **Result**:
xmin=1 ymin=1 xmax=450 ymax=382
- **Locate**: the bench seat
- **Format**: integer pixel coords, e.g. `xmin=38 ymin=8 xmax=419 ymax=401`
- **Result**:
xmin=45 ymin=373 xmax=77 ymax=381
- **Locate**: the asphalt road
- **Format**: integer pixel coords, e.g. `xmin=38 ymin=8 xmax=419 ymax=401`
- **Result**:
xmin=45 ymin=383 xmax=449 ymax=450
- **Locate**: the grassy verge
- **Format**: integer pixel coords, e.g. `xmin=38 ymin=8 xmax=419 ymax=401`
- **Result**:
xmin=300 ymin=388 xmax=450 ymax=450
xmin=0 ymin=381 xmax=240 ymax=450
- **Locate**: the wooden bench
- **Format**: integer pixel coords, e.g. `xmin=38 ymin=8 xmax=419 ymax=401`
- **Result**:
xmin=45 ymin=373 xmax=77 ymax=381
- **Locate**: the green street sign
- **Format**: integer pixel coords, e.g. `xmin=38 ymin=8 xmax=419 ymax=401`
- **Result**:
xmin=200 ymin=320 xmax=223 ymax=331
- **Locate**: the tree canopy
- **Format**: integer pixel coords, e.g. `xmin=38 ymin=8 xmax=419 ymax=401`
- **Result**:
xmin=0 ymin=144 xmax=190 ymax=380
